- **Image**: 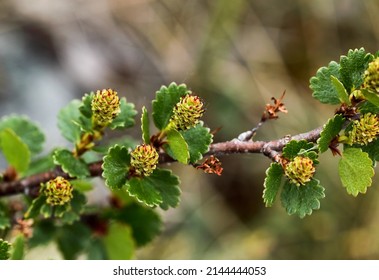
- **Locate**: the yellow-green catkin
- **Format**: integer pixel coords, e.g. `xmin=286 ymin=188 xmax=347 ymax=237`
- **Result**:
xmin=91 ymin=89 xmax=120 ymax=128
xmin=170 ymin=94 xmax=204 ymax=130
xmin=284 ymin=156 xmax=316 ymax=186
xmin=44 ymin=176 xmax=73 ymax=206
xmin=363 ymin=57 xmax=379 ymax=93
xmin=130 ymin=144 xmax=159 ymax=177
xmin=348 ymin=113 xmax=379 ymax=145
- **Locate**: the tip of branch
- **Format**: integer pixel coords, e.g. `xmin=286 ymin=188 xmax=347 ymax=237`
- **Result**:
xmin=264 ymin=90 xmax=288 ymax=120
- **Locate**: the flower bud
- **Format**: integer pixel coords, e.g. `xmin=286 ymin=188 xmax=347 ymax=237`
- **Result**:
xmin=130 ymin=144 xmax=159 ymax=177
xmin=91 ymin=89 xmax=120 ymax=128
xmin=348 ymin=113 xmax=379 ymax=145
xmin=44 ymin=176 xmax=73 ymax=206
xmin=284 ymin=156 xmax=315 ymax=186
xmin=363 ymin=57 xmax=379 ymax=93
xmin=170 ymin=94 xmax=204 ymax=130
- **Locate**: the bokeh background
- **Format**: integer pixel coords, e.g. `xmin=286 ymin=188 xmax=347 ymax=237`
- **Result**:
xmin=1 ymin=0 xmax=379 ymax=259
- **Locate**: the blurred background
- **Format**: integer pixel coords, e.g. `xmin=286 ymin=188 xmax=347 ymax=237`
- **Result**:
xmin=1 ymin=0 xmax=379 ymax=259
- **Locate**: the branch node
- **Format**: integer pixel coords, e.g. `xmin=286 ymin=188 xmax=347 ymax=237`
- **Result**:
xmin=262 ymin=143 xmax=282 ymax=162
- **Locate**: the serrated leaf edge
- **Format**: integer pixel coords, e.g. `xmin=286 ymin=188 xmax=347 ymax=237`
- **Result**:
xmin=101 ymin=144 xmax=130 ymax=189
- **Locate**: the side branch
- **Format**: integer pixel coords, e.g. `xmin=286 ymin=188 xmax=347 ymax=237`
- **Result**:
xmin=0 ymin=162 xmax=103 ymax=197
xmin=209 ymin=126 xmax=323 ymax=155
xmin=0 ymin=126 xmax=323 ymax=197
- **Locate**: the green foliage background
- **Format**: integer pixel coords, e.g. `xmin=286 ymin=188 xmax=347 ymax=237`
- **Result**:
xmin=1 ymin=0 xmax=379 ymax=259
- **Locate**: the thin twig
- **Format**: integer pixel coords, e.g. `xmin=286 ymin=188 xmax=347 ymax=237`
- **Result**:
xmin=237 ymin=91 xmax=288 ymax=141
xmin=0 ymin=125 xmax=323 ymax=197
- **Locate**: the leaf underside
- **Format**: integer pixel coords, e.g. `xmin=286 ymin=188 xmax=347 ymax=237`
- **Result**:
xmin=339 ymin=148 xmax=374 ymax=196
xmin=165 ymin=128 xmax=189 ymax=164
xmin=263 ymin=163 xmax=283 ymax=207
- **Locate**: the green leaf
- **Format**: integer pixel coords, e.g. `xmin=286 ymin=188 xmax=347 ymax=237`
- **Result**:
xmin=282 ymin=140 xmax=315 ymax=160
xmin=79 ymin=150 xmax=101 ymax=164
xmin=0 ymin=239 xmax=11 ymax=260
xmin=77 ymin=117 xmax=93 ymax=134
xmin=298 ymin=149 xmax=319 ymax=164
xmin=71 ymin=179 xmax=93 ymax=192
xmin=59 ymin=211 xmax=78 ymax=224
xmin=70 ymin=190 xmax=86 ymax=213
xmin=339 ymin=148 xmax=374 ymax=196
xmin=53 ymin=149 xmax=90 ymax=179
xmin=113 ymin=204 xmax=162 ymax=247
xmin=57 ymin=100 xmax=82 ymax=143
xmin=109 ymin=97 xmax=137 ymax=129
xmin=339 ymin=48 xmax=373 ymax=92
xmin=359 ymin=100 xmax=379 ymax=114
xmin=127 ymin=177 xmax=163 ymax=207
xmin=318 ymin=114 xmax=345 ymax=153
xmin=148 ymin=169 xmax=181 ymax=210
xmin=127 ymin=168 xmax=181 ymax=210
xmin=102 ymin=145 xmax=130 ymax=190
xmin=24 ymin=195 xmax=46 ymax=219
xmin=360 ymin=137 xmax=379 ymax=162
xmin=59 ymin=190 xmax=87 ymax=224
xmin=141 ymin=106 xmax=150 ymax=144
xmin=73 ymin=93 xmax=94 ymax=133
xmin=263 ymin=163 xmax=283 ymax=207
xmin=54 ymin=204 xmax=70 ymax=218
xmin=103 ymin=222 xmax=134 ymax=260
xmin=92 ymin=136 xmax=137 ymax=154
xmin=87 ymin=238 xmax=107 ymax=260
xmin=310 ymin=61 xmax=341 ymax=105
xmin=28 ymin=220 xmax=56 ymax=248
xmin=0 ymin=216 xmax=10 ymax=230
xmin=0 ymin=204 xmax=9 ymax=230
xmin=10 ymin=235 xmax=25 ymax=260
xmin=0 ymin=115 xmax=45 ymax=155
xmin=40 ymin=203 xmax=53 ymax=218
xmin=280 ymin=179 xmax=325 ymax=218
xmin=23 ymin=153 xmax=55 ymax=177
xmin=0 ymin=128 xmax=31 ymax=174
xmin=166 ymin=128 xmax=189 ymax=164
xmin=79 ymin=93 xmax=93 ymax=118
xmin=56 ymin=222 xmax=91 ymax=259
xmin=152 ymin=82 xmax=191 ymax=130
xmin=361 ymin=89 xmax=379 ymax=107
xmin=180 ymin=122 xmax=213 ymax=163
xmin=330 ymin=75 xmax=351 ymax=105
